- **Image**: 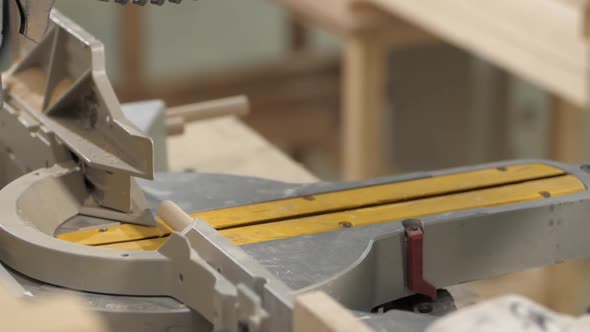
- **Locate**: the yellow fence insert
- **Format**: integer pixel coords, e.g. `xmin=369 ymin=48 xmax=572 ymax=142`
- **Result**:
xmin=57 ymin=163 xmax=584 ymax=250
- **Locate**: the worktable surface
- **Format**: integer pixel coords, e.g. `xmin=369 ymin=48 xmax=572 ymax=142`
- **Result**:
xmin=168 ymin=117 xmax=316 ymax=183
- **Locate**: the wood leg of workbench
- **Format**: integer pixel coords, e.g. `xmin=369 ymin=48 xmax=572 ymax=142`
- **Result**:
xmin=342 ymin=35 xmax=388 ymax=181
xmin=548 ymin=96 xmax=586 ymax=163
xmin=545 ymin=95 xmax=589 ymax=314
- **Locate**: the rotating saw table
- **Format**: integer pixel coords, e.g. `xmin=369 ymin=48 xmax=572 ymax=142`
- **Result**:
xmin=4 ymin=157 xmax=590 ymax=331
xmin=3 ymin=7 xmax=590 ymax=332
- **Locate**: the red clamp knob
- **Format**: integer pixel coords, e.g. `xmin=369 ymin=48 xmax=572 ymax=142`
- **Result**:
xmin=405 ymin=225 xmax=437 ymax=300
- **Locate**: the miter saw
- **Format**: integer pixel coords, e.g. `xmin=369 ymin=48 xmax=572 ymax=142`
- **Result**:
xmin=1 ymin=1 xmax=590 ymax=332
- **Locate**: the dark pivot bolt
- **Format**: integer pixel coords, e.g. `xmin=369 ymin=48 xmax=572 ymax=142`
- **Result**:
xmin=416 ymin=303 xmax=433 ymax=314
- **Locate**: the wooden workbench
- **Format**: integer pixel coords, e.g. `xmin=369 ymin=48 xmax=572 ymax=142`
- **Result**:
xmin=367 ymin=0 xmax=590 ymax=162
xmin=271 ymin=0 xmax=434 ymax=180
xmin=168 ymin=117 xmax=316 ymax=182
xmin=270 ymin=0 xmax=590 ymax=180
xmin=368 ymin=0 xmax=589 ymax=106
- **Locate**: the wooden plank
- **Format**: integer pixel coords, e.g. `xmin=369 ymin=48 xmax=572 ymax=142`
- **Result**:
xmin=467 ymin=268 xmax=549 ymax=309
xmin=366 ymin=0 xmax=590 ymax=106
xmin=168 ymin=117 xmax=317 ymax=183
xmin=294 ymin=291 xmax=373 ymax=332
xmin=0 ymin=284 xmax=107 ymax=332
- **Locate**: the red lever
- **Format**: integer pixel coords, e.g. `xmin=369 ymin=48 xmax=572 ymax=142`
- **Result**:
xmin=405 ymin=225 xmax=437 ymax=300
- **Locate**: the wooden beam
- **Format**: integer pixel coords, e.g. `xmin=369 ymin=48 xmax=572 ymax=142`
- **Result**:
xmin=549 ymin=96 xmax=586 ymax=163
xmin=342 ymin=34 xmax=387 ymax=180
xmin=367 ymin=0 xmax=590 ymax=106
xmin=294 ymin=291 xmax=373 ymax=332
